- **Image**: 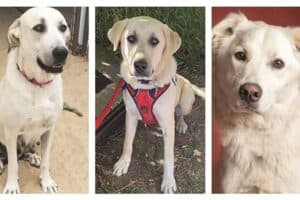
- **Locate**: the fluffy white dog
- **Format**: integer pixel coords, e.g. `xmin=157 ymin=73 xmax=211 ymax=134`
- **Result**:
xmin=213 ymin=13 xmax=300 ymax=193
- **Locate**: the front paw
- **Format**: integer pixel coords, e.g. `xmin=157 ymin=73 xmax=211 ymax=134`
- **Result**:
xmin=40 ymin=176 xmax=58 ymax=193
xmin=161 ymin=176 xmax=177 ymax=193
xmin=176 ymin=119 xmax=188 ymax=134
xmin=3 ymin=180 xmax=20 ymax=194
xmin=113 ymin=158 xmax=130 ymax=176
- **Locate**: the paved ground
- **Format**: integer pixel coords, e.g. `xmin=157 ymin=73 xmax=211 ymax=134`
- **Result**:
xmin=95 ymin=45 xmax=205 ymax=193
xmin=0 ymin=7 xmax=88 ymax=193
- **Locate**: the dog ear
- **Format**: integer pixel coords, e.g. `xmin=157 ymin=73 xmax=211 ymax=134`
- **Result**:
xmin=213 ymin=13 xmax=247 ymax=37
xmin=107 ymin=19 xmax=129 ymax=51
xmin=213 ymin=13 xmax=247 ymax=52
xmin=162 ymin=24 xmax=182 ymax=58
xmin=8 ymin=18 xmax=21 ymax=49
xmin=287 ymin=27 xmax=300 ymax=51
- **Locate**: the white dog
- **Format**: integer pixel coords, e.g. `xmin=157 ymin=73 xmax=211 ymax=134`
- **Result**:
xmin=0 ymin=7 xmax=70 ymax=193
xmin=107 ymin=16 xmax=204 ymax=193
xmin=213 ymin=13 xmax=300 ymax=193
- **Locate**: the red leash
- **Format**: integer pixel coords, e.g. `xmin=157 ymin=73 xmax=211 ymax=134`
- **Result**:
xmin=96 ymin=79 xmax=125 ymax=130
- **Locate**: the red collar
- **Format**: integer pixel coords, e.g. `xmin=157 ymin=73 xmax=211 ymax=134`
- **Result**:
xmin=17 ymin=64 xmax=53 ymax=87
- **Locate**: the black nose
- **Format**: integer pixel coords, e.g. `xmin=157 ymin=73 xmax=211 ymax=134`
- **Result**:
xmin=134 ymin=59 xmax=148 ymax=75
xmin=239 ymin=83 xmax=262 ymax=103
xmin=52 ymin=47 xmax=68 ymax=64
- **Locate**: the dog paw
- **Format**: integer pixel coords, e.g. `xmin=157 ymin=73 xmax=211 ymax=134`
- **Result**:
xmin=40 ymin=176 xmax=58 ymax=193
xmin=176 ymin=119 xmax=188 ymax=134
xmin=113 ymin=158 xmax=130 ymax=176
xmin=0 ymin=160 xmax=5 ymax=175
xmin=161 ymin=177 xmax=177 ymax=193
xmin=24 ymin=152 xmax=41 ymax=168
xmin=3 ymin=180 xmax=20 ymax=194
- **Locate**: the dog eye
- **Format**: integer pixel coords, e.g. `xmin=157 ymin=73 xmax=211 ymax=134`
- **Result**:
xmin=149 ymin=37 xmax=159 ymax=47
xmin=272 ymin=59 xmax=285 ymax=69
xmin=127 ymin=35 xmax=137 ymax=44
xmin=33 ymin=24 xmax=46 ymax=33
xmin=59 ymin=24 xmax=67 ymax=33
xmin=234 ymin=51 xmax=247 ymax=61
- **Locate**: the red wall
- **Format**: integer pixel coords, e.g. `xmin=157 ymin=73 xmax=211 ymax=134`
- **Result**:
xmin=213 ymin=7 xmax=300 ymax=26
xmin=212 ymin=7 xmax=300 ymax=193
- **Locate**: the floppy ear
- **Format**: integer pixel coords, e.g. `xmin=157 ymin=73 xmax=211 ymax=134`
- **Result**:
xmin=8 ymin=18 xmax=21 ymax=49
xmin=213 ymin=13 xmax=247 ymax=52
xmin=162 ymin=24 xmax=181 ymax=58
xmin=287 ymin=27 xmax=300 ymax=51
xmin=107 ymin=19 xmax=129 ymax=51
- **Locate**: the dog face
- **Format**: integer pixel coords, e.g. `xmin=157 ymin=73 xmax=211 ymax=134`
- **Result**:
xmin=8 ymin=7 xmax=70 ymax=74
xmin=213 ymin=14 xmax=300 ymax=114
xmin=108 ymin=16 xmax=181 ymax=81
xmin=120 ymin=20 xmax=166 ymax=78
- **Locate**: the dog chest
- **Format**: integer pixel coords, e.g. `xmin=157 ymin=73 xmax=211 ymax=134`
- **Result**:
xmin=221 ymin=126 xmax=300 ymax=192
xmin=17 ymin=93 xmax=62 ymax=138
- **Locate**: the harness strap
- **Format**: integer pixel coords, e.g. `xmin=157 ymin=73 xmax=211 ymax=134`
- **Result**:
xmin=96 ymin=79 xmax=125 ymax=130
xmin=125 ymin=82 xmax=171 ymax=125
xmin=96 ymin=78 xmax=175 ymax=131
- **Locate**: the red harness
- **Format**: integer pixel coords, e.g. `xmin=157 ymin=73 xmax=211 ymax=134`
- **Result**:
xmin=17 ymin=64 xmax=53 ymax=87
xmin=124 ymin=82 xmax=170 ymax=125
xmin=95 ymin=79 xmax=173 ymax=130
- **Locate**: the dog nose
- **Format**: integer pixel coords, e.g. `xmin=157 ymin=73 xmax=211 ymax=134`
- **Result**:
xmin=239 ymin=83 xmax=262 ymax=103
xmin=52 ymin=47 xmax=68 ymax=64
xmin=134 ymin=59 xmax=148 ymax=74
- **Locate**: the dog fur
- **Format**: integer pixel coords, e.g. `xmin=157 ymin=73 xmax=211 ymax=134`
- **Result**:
xmin=213 ymin=13 xmax=300 ymax=193
xmin=0 ymin=7 xmax=70 ymax=193
xmin=107 ymin=16 xmax=205 ymax=193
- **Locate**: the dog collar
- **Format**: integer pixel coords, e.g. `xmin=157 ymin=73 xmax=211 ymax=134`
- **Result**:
xmin=17 ymin=64 xmax=53 ymax=87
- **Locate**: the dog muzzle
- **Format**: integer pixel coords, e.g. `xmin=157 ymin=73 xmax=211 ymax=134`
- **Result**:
xmin=37 ymin=58 xmax=64 ymax=74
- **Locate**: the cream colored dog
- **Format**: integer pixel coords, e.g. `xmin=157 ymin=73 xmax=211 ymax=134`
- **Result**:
xmin=213 ymin=13 xmax=300 ymax=193
xmin=0 ymin=7 xmax=70 ymax=193
xmin=108 ymin=16 xmax=204 ymax=193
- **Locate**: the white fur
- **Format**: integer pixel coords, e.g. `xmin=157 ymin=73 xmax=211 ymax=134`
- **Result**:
xmin=0 ymin=7 xmax=70 ymax=193
xmin=213 ymin=13 xmax=300 ymax=193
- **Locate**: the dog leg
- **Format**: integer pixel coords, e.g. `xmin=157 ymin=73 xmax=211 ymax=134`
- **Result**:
xmin=175 ymin=85 xmax=195 ymax=134
xmin=176 ymin=115 xmax=188 ymax=134
xmin=39 ymin=130 xmax=58 ymax=193
xmin=175 ymin=106 xmax=188 ymax=134
xmin=3 ymin=129 xmax=19 ymax=194
xmin=160 ymin=116 xmax=177 ymax=193
xmin=113 ymin=112 xmax=138 ymax=176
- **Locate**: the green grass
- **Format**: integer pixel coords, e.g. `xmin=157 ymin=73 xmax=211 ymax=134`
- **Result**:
xmin=96 ymin=7 xmax=205 ymax=74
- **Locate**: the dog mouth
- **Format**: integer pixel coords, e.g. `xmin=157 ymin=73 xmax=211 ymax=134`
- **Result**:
xmin=232 ymin=101 xmax=260 ymax=114
xmin=129 ymin=72 xmax=154 ymax=84
xmin=136 ymin=77 xmax=153 ymax=84
xmin=37 ymin=57 xmax=64 ymax=74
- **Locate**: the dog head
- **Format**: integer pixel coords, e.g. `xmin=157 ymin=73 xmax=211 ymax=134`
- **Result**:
xmin=213 ymin=13 xmax=300 ymax=115
xmin=108 ymin=16 xmax=181 ymax=82
xmin=8 ymin=7 xmax=70 ymax=74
